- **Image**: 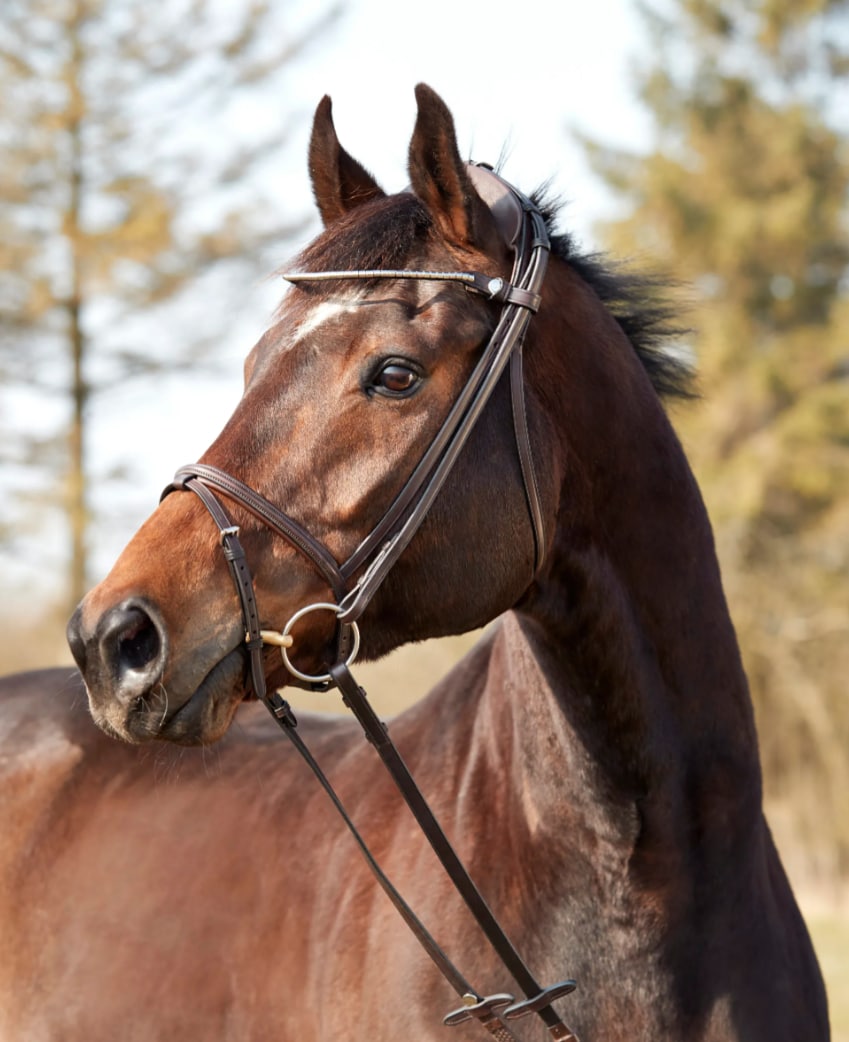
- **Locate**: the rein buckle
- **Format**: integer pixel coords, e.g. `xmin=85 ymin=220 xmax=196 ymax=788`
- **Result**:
xmin=219 ymin=524 xmax=240 ymax=545
xmin=443 ymin=992 xmax=514 ymax=1027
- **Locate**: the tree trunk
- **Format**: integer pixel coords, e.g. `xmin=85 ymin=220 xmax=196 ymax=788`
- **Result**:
xmin=66 ymin=2 xmax=87 ymax=610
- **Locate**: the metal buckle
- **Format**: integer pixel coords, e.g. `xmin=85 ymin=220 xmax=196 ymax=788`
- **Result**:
xmin=443 ymin=992 xmax=514 ymax=1027
xmin=219 ymin=524 xmax=240 ymax=545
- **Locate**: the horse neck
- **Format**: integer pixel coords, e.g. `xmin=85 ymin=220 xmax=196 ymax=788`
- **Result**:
xmin=487 ymin=263 xmax=763 ymax=874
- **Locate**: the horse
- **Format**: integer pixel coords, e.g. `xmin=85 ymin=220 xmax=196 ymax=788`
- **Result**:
xmin=0 ymin=84 xmax=829 ymax=1041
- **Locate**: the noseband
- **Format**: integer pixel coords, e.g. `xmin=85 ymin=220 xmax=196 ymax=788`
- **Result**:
xmin=160 ymin=167 xmax=580 ymax=1041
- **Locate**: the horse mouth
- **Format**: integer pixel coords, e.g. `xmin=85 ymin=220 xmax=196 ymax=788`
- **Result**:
xmin=123 ymin=647 xmax=249 ymax=746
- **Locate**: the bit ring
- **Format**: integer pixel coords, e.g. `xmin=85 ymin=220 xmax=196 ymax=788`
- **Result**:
xmin=278 ymin=602 xmax=360 ymax=685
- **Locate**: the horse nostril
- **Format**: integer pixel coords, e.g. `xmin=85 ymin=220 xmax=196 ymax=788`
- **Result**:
xmin=98 ymin=602 xmax=167 ymax=699
xmin=118 ymin=613 xmax=161 ymax=671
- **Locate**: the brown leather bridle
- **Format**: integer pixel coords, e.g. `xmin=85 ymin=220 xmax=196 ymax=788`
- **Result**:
xmin=162 ymin=164 xmax=550 ymax=690
xmin=161 ymin=165 xmax=580 ymax=1042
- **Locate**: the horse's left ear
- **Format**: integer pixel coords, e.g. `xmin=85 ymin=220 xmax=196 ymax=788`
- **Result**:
xmin=408 ymin=83 xmax=502 ymax=253
xmin=309 ymin=95 xmax=386 ymax=226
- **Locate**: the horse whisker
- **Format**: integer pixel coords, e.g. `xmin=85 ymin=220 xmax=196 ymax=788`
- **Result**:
xmin=157 ymin=683 xmax=170 ymax=728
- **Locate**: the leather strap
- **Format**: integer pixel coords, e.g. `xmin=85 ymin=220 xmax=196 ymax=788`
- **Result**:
xmin=335 ymin=171 xmax=550 ymax=622
xmin=329 ymin=662 xmax=578 ymax=1039
xmin=510 ymin=345 xmax=546 ymax=572
xmin=174 ymin=476 xmax=267 ymax=698
xmin=165 ymin=464 xmax=347 ymax=600
xmin=466 ymin=164 xmax=524 ymax=248
xmin=263 ymin=690 xmax=523 ymax=1042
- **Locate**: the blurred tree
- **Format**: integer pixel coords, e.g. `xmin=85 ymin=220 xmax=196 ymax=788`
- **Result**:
xmin=582 ymin=0 xmax=849 ymax=888
xmin=0 ymin=0 xmax=340 ymax=610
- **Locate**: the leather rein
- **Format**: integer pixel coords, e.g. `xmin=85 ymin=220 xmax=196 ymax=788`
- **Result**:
xmin=161 ymin=165 xmax=579 ymax=1042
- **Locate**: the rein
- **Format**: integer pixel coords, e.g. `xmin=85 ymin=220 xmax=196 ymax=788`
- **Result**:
xmin=161 ymin=165 xmax=579 ymax=1042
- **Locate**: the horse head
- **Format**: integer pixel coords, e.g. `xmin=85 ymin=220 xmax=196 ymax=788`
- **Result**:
xmin=67 ymin=85 xmax=561 ymax=744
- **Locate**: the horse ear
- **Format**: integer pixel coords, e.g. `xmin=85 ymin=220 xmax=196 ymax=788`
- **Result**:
xmin=408 ymin=83 xmax=500 ymax=251
xmin=308 ymin=95 xmax=386 ymax=226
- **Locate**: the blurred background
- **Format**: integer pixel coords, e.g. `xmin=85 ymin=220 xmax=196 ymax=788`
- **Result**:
xmin=1 ymin=0 xmax=847 ymax=1030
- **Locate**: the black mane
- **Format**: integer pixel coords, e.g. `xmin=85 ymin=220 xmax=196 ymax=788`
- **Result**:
xmin=532 ymin=190 xmax=695 ymax=400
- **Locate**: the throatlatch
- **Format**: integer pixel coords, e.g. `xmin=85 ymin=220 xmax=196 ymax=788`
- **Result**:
xmin=163 ymin=165 xmax=579 ymax=1042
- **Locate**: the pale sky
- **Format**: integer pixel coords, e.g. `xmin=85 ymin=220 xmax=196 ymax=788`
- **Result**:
xmin=284 ymin=0 xmax=649 ymax=219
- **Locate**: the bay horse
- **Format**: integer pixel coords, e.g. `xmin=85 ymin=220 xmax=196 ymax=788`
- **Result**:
xmin=0 ymin=85 xmax=829 ymax=1041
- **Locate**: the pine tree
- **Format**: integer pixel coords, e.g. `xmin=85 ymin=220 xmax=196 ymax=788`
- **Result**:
xmin=582 ymin=0 xmax=849 ymax=888
xmin=0 ymin=0 xmax=339 ymax=609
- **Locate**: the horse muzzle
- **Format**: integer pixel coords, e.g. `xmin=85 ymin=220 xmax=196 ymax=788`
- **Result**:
xmin=67 ymin=598 xmax=244 ymax=744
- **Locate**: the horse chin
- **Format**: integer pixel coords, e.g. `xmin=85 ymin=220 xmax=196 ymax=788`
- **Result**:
xmin=96 ymin=649 xmax=248 ymax=747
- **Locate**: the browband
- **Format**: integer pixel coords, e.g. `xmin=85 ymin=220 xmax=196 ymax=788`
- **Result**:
xmin=282 ymin=268 xmax=541 ymax=313
xmin=281 ymin=164 xmax=542 ymax=314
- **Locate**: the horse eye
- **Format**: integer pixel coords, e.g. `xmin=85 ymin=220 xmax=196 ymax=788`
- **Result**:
xmin=371 ymin=361 xmax=422 ymax=398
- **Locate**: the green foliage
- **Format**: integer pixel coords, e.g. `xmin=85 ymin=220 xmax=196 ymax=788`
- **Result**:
xmin=0 ymin=0 xmax=340 ymax=607
xmin=584 ymin=0 xmax=849 ymax=887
